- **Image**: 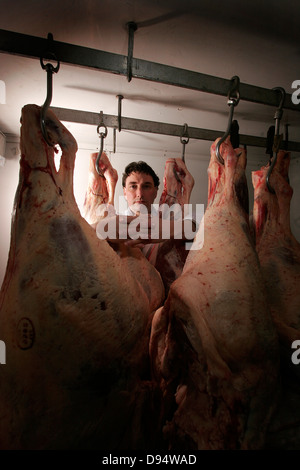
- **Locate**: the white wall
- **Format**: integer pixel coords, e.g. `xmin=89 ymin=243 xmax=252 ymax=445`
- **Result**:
xmin=0 ymin=138 xmax=299 ymax=288
xmin=0 ymin=142 xmax=20 ymax=288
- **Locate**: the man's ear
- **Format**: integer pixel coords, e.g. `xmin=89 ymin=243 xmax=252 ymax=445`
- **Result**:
xmin=123 ymin=186 xmax=127 ymax=200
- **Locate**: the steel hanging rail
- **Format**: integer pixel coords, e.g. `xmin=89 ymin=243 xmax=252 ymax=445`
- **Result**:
xmin=0 ymin=28 xmax=299 ymax=112
xmin=50 ymin=106 xmax=300 ymax=152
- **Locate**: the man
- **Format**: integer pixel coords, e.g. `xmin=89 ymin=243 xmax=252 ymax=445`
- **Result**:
xmin=120 ymin=160 xmax=199 ymax=295
xmin=120 ymin=160 xmax=196 ymax=250
xmin=85 ymin=154 xmax=197 ymax=291
xmin=89 ymin=156 xmax=196 ymax=245
xmin=122 ymin=161 xmax=159 ymax=216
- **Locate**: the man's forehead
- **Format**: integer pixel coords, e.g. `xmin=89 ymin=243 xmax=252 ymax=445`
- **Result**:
xmin=126 ymin=172 xmax=154 ymax=184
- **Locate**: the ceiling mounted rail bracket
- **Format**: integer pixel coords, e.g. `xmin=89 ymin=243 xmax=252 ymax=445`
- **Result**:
xmin=113 ymin=94 xmax=123 ymax=153
xmin=40 ymin=32 xmax=60 ymax=146
xmin=117 ymin=94 xmax=124 ymax=132
xmin=266 ymin=86 xmax=286 ymax=194
xmin=216 ymin=75 xmax=240 ymax=164
xmin=127 ymin=21 xmax=137 ymax=82
xmin=126 ymin=22 xmax=137 ymax=82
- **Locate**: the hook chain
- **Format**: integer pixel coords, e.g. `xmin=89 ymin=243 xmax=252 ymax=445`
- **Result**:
xmin=127 ymin=22 xmax=137 ymax=82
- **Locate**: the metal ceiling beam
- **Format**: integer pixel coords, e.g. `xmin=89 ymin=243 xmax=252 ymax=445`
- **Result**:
xmin=0 ymin=28 xmax=299 ymax=112
xmin=50 ymin=106 xmax=300 ymax=153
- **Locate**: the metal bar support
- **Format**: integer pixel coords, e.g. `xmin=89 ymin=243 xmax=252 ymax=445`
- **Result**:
xmin=49 ymin=106 xmax=300 ymax=153
xmin=0 ymin=28 xmax=299 ymax=112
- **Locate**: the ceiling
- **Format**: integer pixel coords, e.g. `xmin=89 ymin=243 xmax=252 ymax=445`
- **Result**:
xmin=0 ymin=0 xmax=300 ymax=159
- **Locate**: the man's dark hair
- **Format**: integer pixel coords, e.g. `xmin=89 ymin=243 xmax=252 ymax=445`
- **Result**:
xmin=122 ymin=161 xmax=160 ymax=188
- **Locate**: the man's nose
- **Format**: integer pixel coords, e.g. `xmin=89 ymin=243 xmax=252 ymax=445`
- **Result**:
xmin=135 ymin=186 xmax=143 ymax=199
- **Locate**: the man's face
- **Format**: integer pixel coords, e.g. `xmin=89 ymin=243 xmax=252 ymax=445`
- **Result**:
xmin=123 ymin=172 xmax=158 ymax=214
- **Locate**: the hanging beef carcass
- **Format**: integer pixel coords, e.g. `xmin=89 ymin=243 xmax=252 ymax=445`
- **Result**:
xmin=252 ymin=150 xmax=300 ymax=449
xmin=84 ymin=154 xmax=195 ymax=298
xmin=143 ymin=158 xmax=195 ymax=294
xmin=0 ymin=105 xmax=165 ymax=450
xmin=150 ymin=137 xmax=280 ymax=450
xmin=83 ymin=152 xmax=118 ymax=226
xmin=83 ymin=152 xmax=165 ymax=312
xmin=159 ymin=158 xmax=195 ymax=208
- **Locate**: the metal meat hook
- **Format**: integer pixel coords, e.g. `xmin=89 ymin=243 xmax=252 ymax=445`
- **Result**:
xmin=266 ymin=86 xmax=286 ymax=194
xmin=95 ymin=112 xmax=108 ymax=177
xmin=180 ymin=123 xmax=189 ymax=163
xmin=40 ymin=34 xmax=60 ymax=146
xmin=216 ymin=75 xmax=240 ymax=164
